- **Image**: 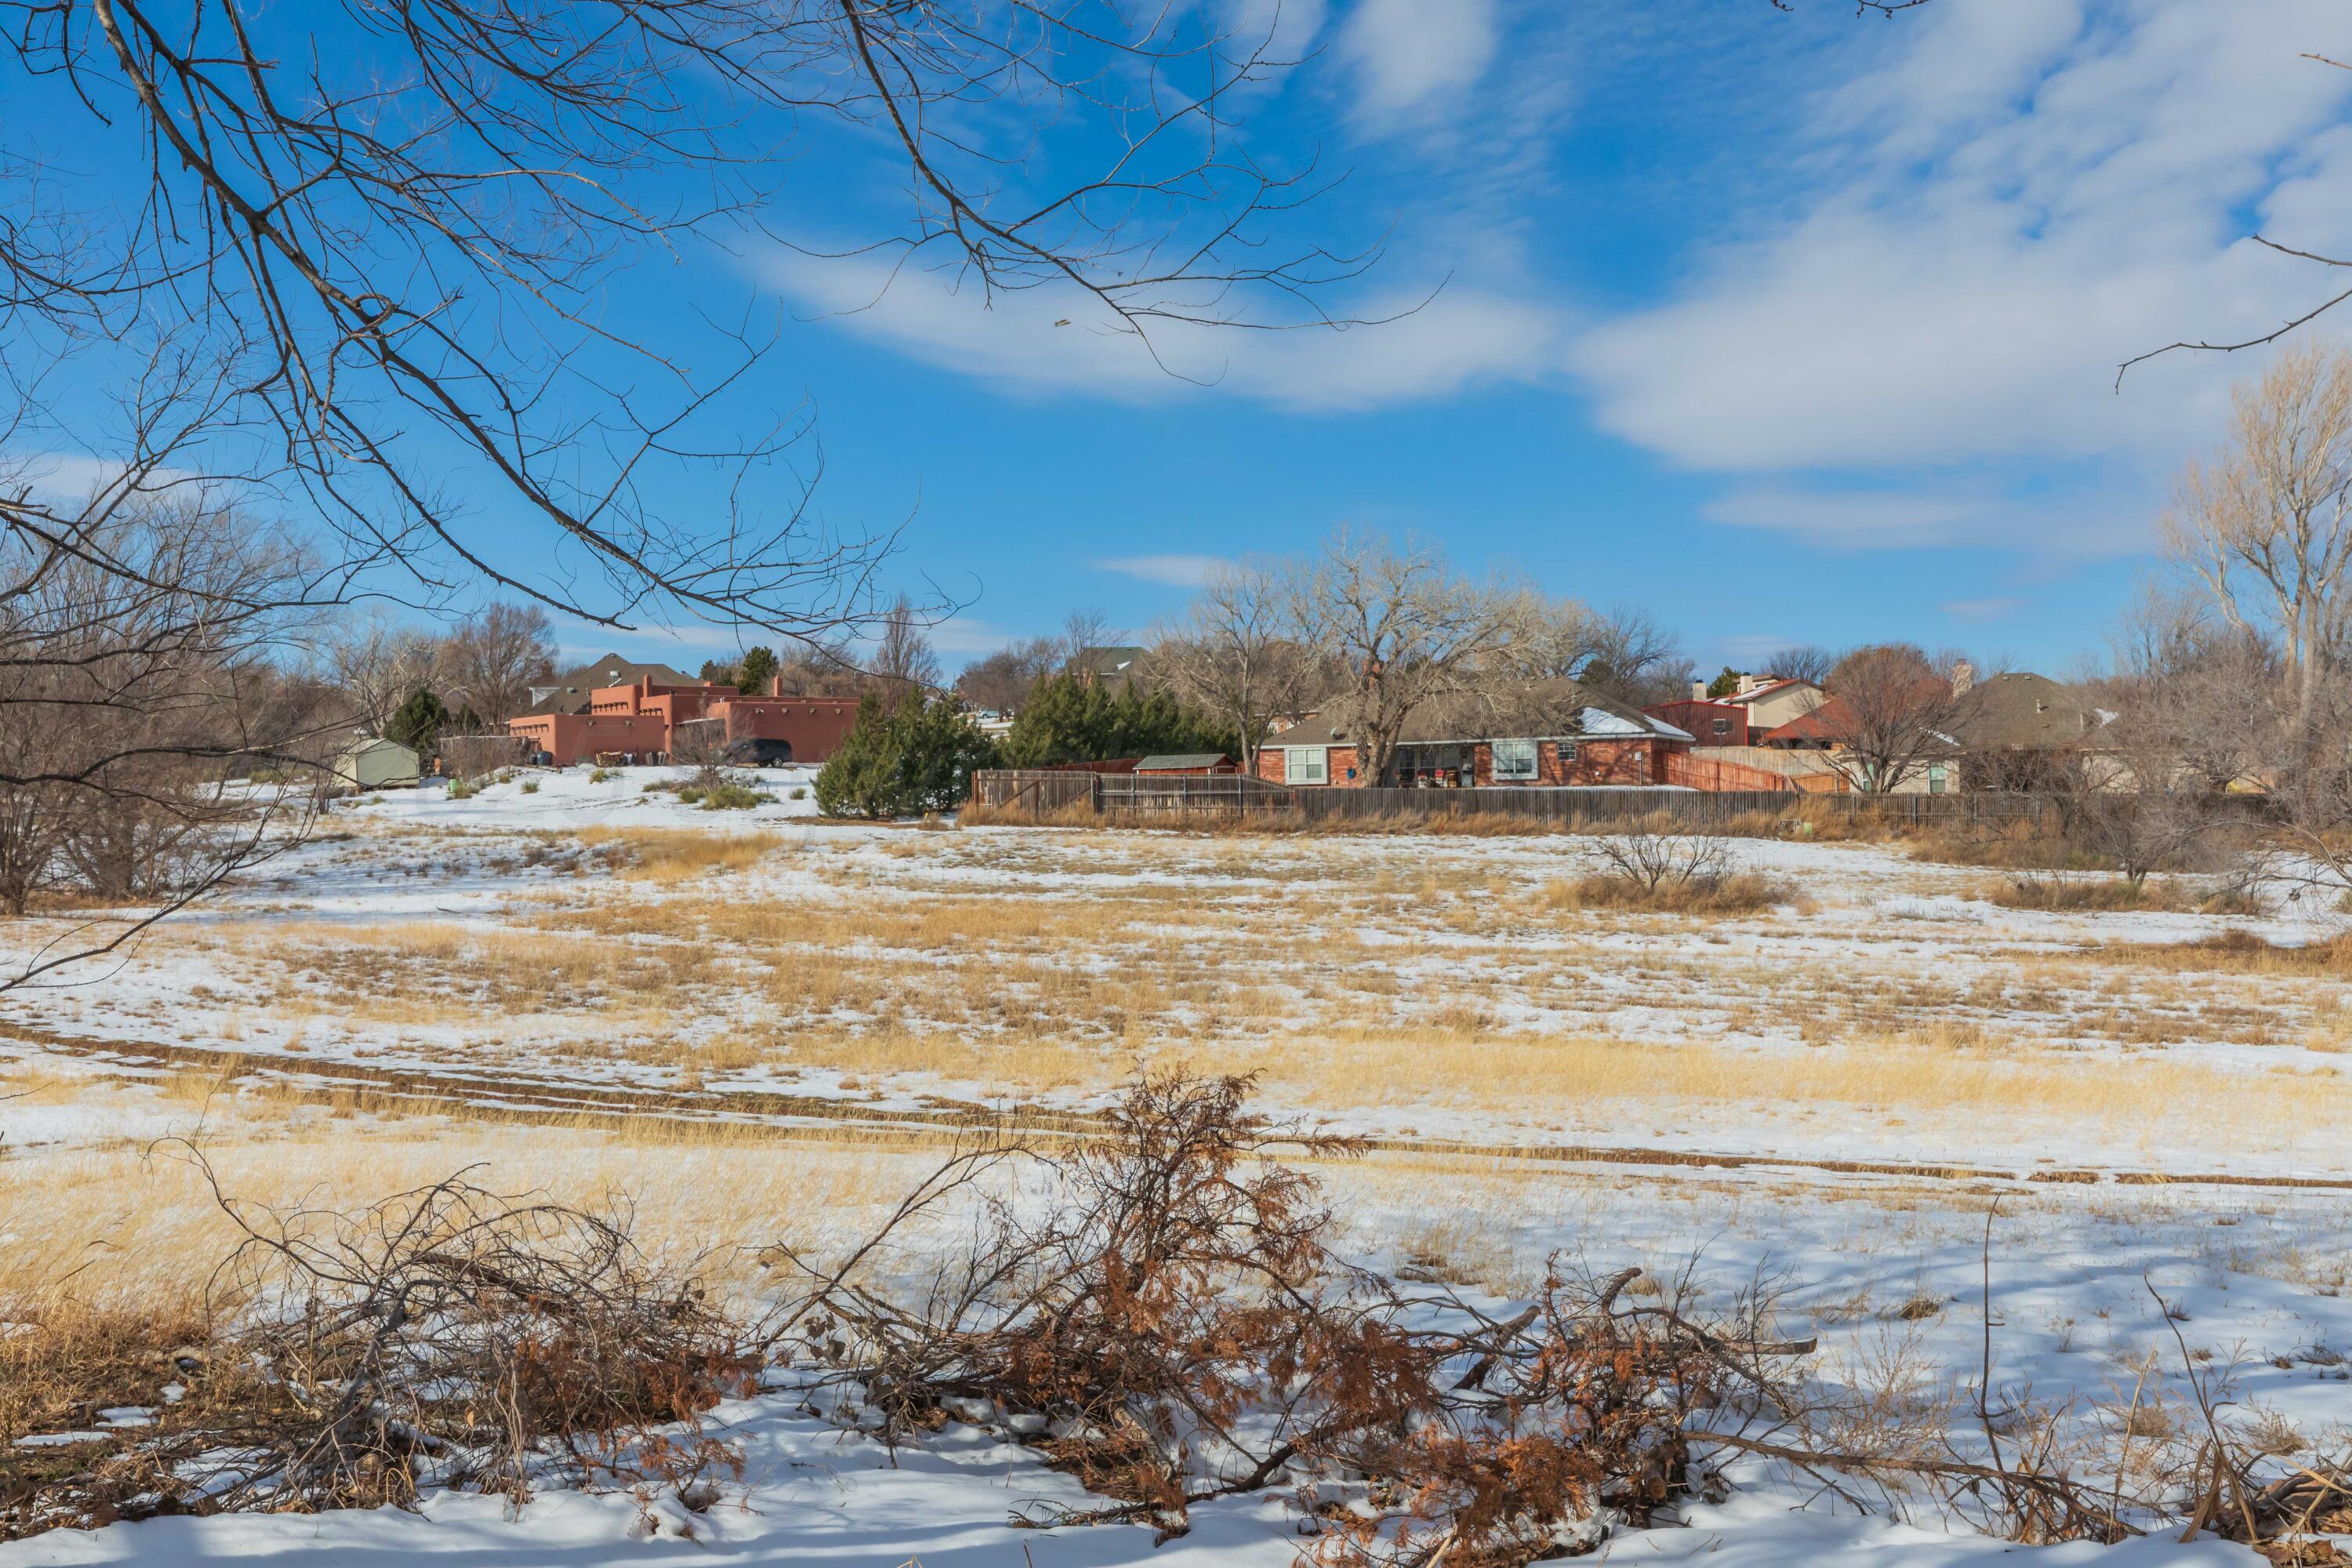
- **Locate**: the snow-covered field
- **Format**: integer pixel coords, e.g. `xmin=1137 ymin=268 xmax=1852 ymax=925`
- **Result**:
xmin=4 ymin=773 xmax=2348 ymax=1566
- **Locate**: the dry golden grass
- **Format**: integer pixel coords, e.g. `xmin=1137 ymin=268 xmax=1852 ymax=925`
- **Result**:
xmin=1982 ymin=873 xmax=2166 ymax=912
xmin=27 ymin=808 xmax=2350 ymax=1171
xmin=573 ymin=826 xmax=788 ymax=881
xmin=1543 ymin=870 xmax=1795 ymax=916
xmin=0 ymin=1117 xmax=932 ymax=1314
xmin=2096 ymin=929 xmax=2352 ymax=975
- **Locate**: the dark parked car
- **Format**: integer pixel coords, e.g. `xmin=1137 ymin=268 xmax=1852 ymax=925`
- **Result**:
xmin=723 ymin=738 xmax=796 ymax=767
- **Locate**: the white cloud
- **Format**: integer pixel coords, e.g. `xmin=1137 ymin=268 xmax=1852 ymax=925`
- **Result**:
xmin=1093 ymin=554 xmax=1229 ymax=587
xmin=1226 ymin=0 xmax=1328 ymax=66
xmin=925 ymin=616 xmax=1019 ymax=655
xmin=765 ymin=249 xmax=1562 ymax=412
xmin=1701 ymin=483 xmax=2148 ymax=557
xmin=1716 ymin=633 xmax=1803 ymax=664
xmin=1940 ymin=596 xmax=2027 ymax=623
xmin=1703 ymin=486 xmax=1985 ymax=546
xmin=1338 ymin=0 xmax=1500 ymax=130
xmin=1570 ymin=0 xmax=2352 ymax=543
xmin=3 ymin=451 xmax=201 ymax=502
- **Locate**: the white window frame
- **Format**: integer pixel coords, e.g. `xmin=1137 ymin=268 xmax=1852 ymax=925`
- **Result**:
xmin=1285 ymin=746 xmax=1330 ymax=785
xmin=1490 ymin=739 xmax=1539 ymax=782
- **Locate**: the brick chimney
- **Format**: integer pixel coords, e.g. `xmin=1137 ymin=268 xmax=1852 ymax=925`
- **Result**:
xmin=1690 ymin=680 xmax=1707 ymax=702
xmin=1950 ymin=660 xmax=1976 ymax=699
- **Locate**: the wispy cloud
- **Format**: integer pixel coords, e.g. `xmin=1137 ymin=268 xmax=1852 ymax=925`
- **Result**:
xmin=1940 ymin=596 xmax=2027 ymax=623
xmin=1093 ymin=554 xmax=1229 ymax=588
xmin=3 ymin=450 xmax=200 ymax=501
xmin=759 ymin=249 xmax=1562 ymax=412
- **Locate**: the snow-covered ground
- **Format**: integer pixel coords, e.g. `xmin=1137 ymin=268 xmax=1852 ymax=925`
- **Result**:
xmin=4 ymin=782 xmax=2349 ymax=1565
xmin=0 ymin=1387 xmax=2285 ymax=1567
xmin=361 ymin=762 xmax=826 ymax=830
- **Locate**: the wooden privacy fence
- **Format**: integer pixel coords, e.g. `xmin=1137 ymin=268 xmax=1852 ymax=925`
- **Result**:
xmin=964 ymin=770 xmax=2224 ymax=829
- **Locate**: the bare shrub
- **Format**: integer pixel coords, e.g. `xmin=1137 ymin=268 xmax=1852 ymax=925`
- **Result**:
xmin=1555 ymin=818 xmax=1794 ymax=913
xmin=2 ymin=1164 xmax=752 ymax=1540
xmin=771 ymin=1069 xmax=1821 ymax=1561
xmin=1987 ymin=869 xmax=2163 ymax=912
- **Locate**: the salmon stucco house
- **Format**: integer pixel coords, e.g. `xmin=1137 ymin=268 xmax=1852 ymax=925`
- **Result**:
xmin=1256 ymin=680 xmax=1693 ymax=789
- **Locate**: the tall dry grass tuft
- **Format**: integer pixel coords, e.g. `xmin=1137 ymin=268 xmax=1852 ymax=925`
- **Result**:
xmin=572 ymin=826 xmax=787 ymax=881
xmin=1546 ymin=869 xmax=1794 ymax=916
xmin=0 ymin=1124 xmax=935 ymax=1315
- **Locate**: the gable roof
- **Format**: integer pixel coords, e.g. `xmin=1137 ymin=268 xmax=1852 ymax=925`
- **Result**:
xmin=524 ymin=653 xmax=699 ymax=716
xmin=1721 ymin=677 xmax=1822 ymax=707
xmin=1758 ymin=695 xmax=1857 ymax=745
xmin=1951 ymin=672 xmax=2107 ymax=750
xmin=1134 ymin=753 xmax=1234 ymax=771
xmin=1073 ymin=644 xmax=1148 ymax=684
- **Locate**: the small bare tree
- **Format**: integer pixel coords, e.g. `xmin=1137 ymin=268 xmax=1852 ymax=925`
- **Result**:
xmin=323 ymin=611 xmax=443 ymax=739
xmin=1815 ymin=644 xmax=1973 ymax=795
xmin=871 ymin=593 xmax=943 ymax=694
xmin=0 ymin=495 xmax=328 ymax=981
xmin=954 ymin=636 xmax=1063 ymax=713
xmin=1153 ymin=561 xmax=1327 ymax=771
xmin=437 ymin=604 xmax=559 ymax=728
xmin=1290 ymin=530 xmax=1535 ymax=786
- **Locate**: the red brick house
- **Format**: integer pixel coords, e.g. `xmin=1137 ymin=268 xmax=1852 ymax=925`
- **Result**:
xmin=1645 ymin=695 xmax=1750 ymax=746
xmin=1256 ymin=681 xmax=1693 ymax=789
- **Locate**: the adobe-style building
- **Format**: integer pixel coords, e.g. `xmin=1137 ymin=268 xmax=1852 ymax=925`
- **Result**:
xmin=1256 ymin=681 xmax=1693 ymax=789
xmin=508 ymin=673 xmax=862 ymax=767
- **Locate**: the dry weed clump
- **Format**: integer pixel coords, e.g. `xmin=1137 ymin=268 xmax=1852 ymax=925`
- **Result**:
xmin=1985 ymin=869 xmax=2169 ymax=913
xmin=2098 ymin=929 xmax=2352 ymax=976
xmin=573 ymin=826 xmax=786 ymax=881
xmin=2 ymin=1160 xmax=753 ymax=1541
xmin=1546 ymin=818 xmax=1795 ymax=915
xmin=1551 ymin=869 xmax=1793 ymax=916
xmin=770 ymin=1069 xmax=1832 ymax=1563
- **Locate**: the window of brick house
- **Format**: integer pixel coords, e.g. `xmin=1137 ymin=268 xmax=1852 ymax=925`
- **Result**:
xmin=1491 ymin=739 xmax=1538 ymax=781
xmin=1285 ymin=746 xmax=1330 ymax=785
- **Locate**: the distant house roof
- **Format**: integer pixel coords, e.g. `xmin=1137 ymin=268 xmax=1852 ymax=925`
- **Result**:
xmin=1951 ymin=672 xmax=2107 ymax=750
xmin=524 ymin=653 xmax=699 ymax=716
xmin=1073 ymin=644 xmax=1149 ymax=684
xmin=1722 ymin=677 xmax=1821 ymax=707
xmin=1134 ymin=753 xmax=1235 ymax=771
xmin=337 ymin=734 xmax=417 ymax=759
xmin=1279 ymin=680 xmax=1690 ymax=748
xmin=1757 ymin=696 xmax=1858 ymax=746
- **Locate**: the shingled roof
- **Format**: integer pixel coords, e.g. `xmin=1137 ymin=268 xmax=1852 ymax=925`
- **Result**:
xmin=522 ymin=652 xmax=699 ymax=716
xmin=1278 ymin=679 xmax=1690 ymax=746
xmin=1951 ymin=672 xmax=2108 ymax=750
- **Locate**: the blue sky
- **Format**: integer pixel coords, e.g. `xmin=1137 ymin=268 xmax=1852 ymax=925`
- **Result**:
xmin=706 ymin=0 xmax=2352 ymax=678
xmin=17 ymin=1 xmax=2352 ymax=680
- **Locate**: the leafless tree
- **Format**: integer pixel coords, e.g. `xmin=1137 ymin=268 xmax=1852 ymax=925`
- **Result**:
xmin=871 ymin=593 xmax=942 ymax=694
xmin=1056 ymin=609 xmax=1123 ymax=675
xmin=1504 ymin=600 xmax=1692 ymax=707
xmin=954 ymin=637 xmax=1062 ymax=712
xmin=2161 ymin=343 xmax=2352 ymax=725
xmin=1290 ymin=529 xmax=1535 ymax=787
xmin=1152 ymin=561 xmax=1329 ymax=771
xmin=437 ymin=604 xmax=559 ymax=728
xmin=1814 ymin=643 xmax=1973 ymax=795
xmin=1756 ymin=644 xmax=1835 ymax=687
xmin=321 ymin=612 xmax=443 ymax=738
xmin=0 ymin=495 xmax=328 ymax=981
xmin=0 ymin=1 xmax=1377 ymax=647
